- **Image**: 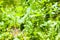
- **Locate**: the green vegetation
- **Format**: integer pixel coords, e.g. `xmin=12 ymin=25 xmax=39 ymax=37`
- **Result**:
xmin=0 ymin=0 xmax=60 ymax=40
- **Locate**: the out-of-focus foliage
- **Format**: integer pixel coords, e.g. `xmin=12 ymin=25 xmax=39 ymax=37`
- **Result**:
xmin=0 ymin=0 xmax=60 ymax=40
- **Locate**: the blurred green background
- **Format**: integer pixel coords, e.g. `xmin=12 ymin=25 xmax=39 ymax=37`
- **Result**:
xmin=0 ymin=0 xmax=60 ymax=40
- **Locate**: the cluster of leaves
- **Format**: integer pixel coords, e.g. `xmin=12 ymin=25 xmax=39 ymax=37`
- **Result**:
xmin=0 ymin=0 xmax=60 ymax=40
